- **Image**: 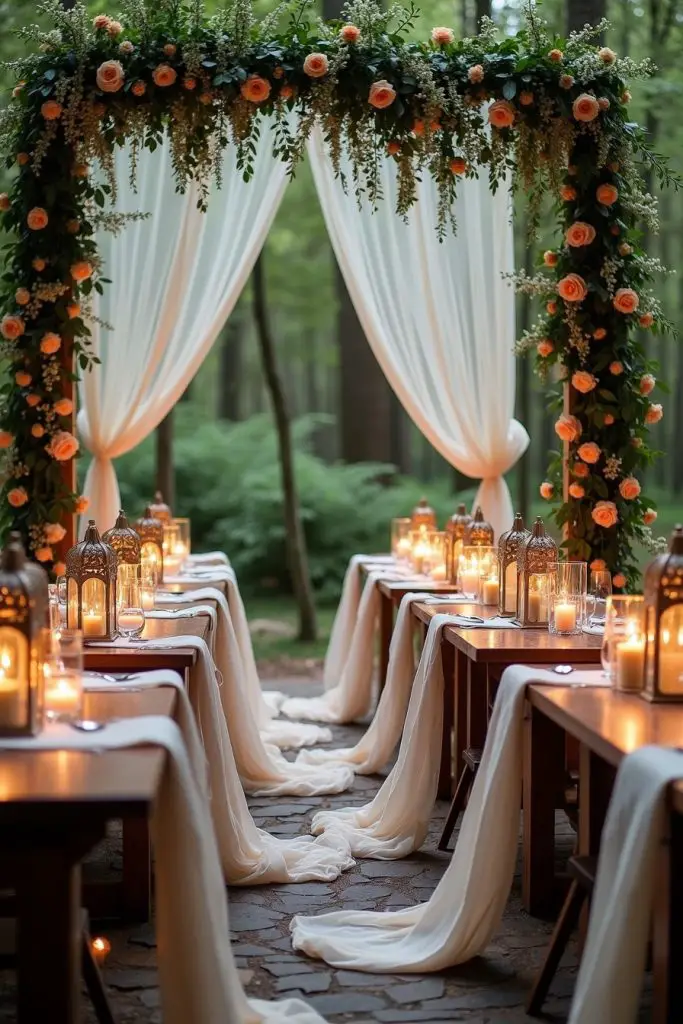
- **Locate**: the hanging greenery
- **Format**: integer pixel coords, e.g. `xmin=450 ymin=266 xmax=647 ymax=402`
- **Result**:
xmin=0 ymin=0 xmax=676 ymax=583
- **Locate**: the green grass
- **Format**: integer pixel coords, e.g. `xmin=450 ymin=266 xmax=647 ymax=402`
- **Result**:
xmin=242 ymin=595 xmax=335 ymax=661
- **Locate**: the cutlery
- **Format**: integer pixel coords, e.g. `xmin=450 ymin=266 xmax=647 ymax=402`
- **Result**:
xmin=70 ymin=719 xmax=106 ymax=732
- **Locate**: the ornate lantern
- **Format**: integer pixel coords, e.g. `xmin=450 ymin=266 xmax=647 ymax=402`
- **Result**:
xmin=103 ymin=510 xmax=141 ymax=593
xmin=65 ymin=521 xmax=117 ymax=641
xmin=411 ymin=497 xmax=437 ymax=532
xmin=446 ymin=503 xmax=472 ymax=583
xmin=642 ymin=525 xmax=683 ymax=702
xmin=498 ymin=513 xmax=530 ymax=617
xmin=514 ymin=517 xmax=558 ymax=628
xmin=134 ymin=507 xmax=164 ymax=586
xmin=464 ymin=506 xmax=494 ymax=548
xmin=0 ymin=536 xmax=48 ymax=736
xmin=149 ymin=491 xmax=172 ymax=524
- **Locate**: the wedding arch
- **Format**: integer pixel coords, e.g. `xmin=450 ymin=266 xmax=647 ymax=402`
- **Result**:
xmin=0 ymin=0 xmax=673 ymax=585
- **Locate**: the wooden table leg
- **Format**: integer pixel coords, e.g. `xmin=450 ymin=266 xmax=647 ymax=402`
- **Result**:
xmin=378 ymin=592 xmax=393 ymax=692
xmin=578 ymin=745 xmax=615 ymax=857
xmin=523 ymin=703 xmax=565 ymax=917
xmin=467 ymin=660 xmax=488 ymax=750
xmin=653 ymin=801 xmax=683 ymax=1023
xmin=454 ymin=650 xmax=468 ymax=779
xmin=438 ymin=638 xmax=455 ymax=800
xmin=122 ymin=816 xmax=152 ymax=922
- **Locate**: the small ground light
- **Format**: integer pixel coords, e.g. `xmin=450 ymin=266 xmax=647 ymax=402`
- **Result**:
xmin=91 ymin=936 xmax=111 ymax=967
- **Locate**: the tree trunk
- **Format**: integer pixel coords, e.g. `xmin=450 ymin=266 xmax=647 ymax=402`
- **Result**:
xmin=252 ymin=255 xmax=317 ymax=642
xmin=475 ymin=0 xmax=492 ymax=29
xmin=516 ymin=211 xmax=534 ymax=522
xmin=566 ymin=0 xmax=606 ymax=34
xmin=155 ymin=411 xmax=175 ymax=511
xmin=218 ymin=307 xmax=245 ymax=420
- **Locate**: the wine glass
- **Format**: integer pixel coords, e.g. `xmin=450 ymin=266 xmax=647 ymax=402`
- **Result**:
xmin=117 ymin=582 xmax=145 ymax=640
xmin=586 ymin=569 xmax=612 ymax=630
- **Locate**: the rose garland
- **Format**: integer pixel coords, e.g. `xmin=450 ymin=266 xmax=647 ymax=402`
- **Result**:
xmin=0 ymin=0 xmax=675 ymax=585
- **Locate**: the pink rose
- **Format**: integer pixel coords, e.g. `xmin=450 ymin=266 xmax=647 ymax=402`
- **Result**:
xmin=0 ymin=315 xmax=24 ymax=340
xmin=45 ymin=430 xmax=79 ymax=462
xmin=240 ymin=76 xmax=271 ymax=103
xmin=96 ymin=60 xmax=125 ymax=93
xmin=340 ymin=24 xmax=361 ymax=43
xmin=558 ymin=274 xmax=588 ymax=303
xmin=93 ymin=14 xmax=110 ymax=29
xmin=368 ymin=80 xmax=397 ymax=109
xmin=619 ymin=476 xmax=641 ymax=500
xmin=549 ymin=49 xmax=563 ymax=62
xmin=572 ymin=370 xmax=597 ymax=394
xmin=27 ymin=207 xmax=48 ymax=230
xmin=488 ymin=100 xmax=515 ymax=129
xmin=431 ymin=26 xmax=454 ymax=45
xmin=554 ymin=414 xmax=582 ymax=443
xmin=31 ymin=425 xmax=45 ymax=439
xmin=639 ymin=312 xmax=654 ymax=328
xmin=303 ymin=53 xmax=329 ymax=78
xmin=15 ymin=288 xmax=30 ymax=305
xmin=645 ymin=403 xmax=663 ymax=424
xmin=45 ymin=522 xmax=66 ymax=544
xmin=119 ymin=40 xmax=135 ymax=54
xmin=468 ymin=64 xmax=484 ymax=83
xmin=592 ymin=501 xmax=619 ymax=528
xmin=577 ymin=442 xmax=601 ymax=464
xmin=7 ymin=487 xmax=28 ymax=508
xmin=163 ymin=43 xmax=177 ymax=57
xmin=593 ymin=327 xmax=607 ymax=340
xmin=53 ymin=398 xmax=74 ymax=417
xmin=568 ymin=483 xmax=585 ymax=499
xmin=540 ymin=482 xmax=554 ymax=499
xmin=643 ymin=508 xmax=657 ymax=525
xmin=543 ymin=250 xmax=558 ymax=267
xmin=613 ymin=288 xmax=639 ymax=314
xmin=560 ymin=184 xmax=577 ymax=201
xmin=572 ymin=93 xmax=600 ymax=122
xmin=639 ymin=374 xmax=655 ymax=396
xmin=565 ymin=221 xmax=596 ymax=247
xmin=559 ymin=74 xmax=574 ymax=89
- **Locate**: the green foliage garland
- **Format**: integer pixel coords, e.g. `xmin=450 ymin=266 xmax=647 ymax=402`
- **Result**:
xmin=0 ymin=0 xmax=676 ymax=583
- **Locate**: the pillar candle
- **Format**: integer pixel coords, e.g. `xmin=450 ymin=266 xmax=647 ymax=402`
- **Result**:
xmin=482 ymin=578 xmax=499 ymax=606
xmin=82 ymin=611 xmax=105 ymax=638
xmin=553 ymin=601 xmax=577 ymax=633
xmin=460 ymin=569 xmax=480 ymax=597
xmin=615 ymin=635 xmax=646 ymax=692
xmin=528 ymin=590 xmax=547 ymax=623
xmin=504 ymin=562 xmax=517 ymax=614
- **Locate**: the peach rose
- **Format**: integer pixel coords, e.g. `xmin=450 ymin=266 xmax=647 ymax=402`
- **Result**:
xmin=619 ymin=476 xmax=641 ymax=500
xmin=53 ymin=561 xmax=66 ymax=577
xmin=604 ymin=414 xmax=615 ymax=425
xmin=7 ymin=487 xmax=28 ymax=508
xmin=387 ymin=141 xmax=401 ymax=156
xmin=568 ymin=483 xmax=585 ymax=499
xmin=573 ymin=462 xmax=590 ymax=478
xmin=577 ymin=442 xmax=601 ymax=464
xmin=519 ymin=90 xmax=534 ymax=105
xmin=40 ymin=332 xmax=61 ymax=355
xmin=75 ymin=496 xmax=89 ymax=514
xmin=183 ymin=77 xmax=197 ymax=90
xmin=646 ymin=403 xmax=663 ymax=424
xmin=163 ymin=43 xmax=177 ymax=56
xmin=66 ymin=302 xmax=80 ymax=319
xmin=572 ymin=370 xmax=597 ymax=394
xmin=45 ymin=522 xmax=66 ymax=544
xmin=431 ymin=26 xmax=454 ymax=45
xmin=565 ymin=221 xmax=596 ymax=247
xmin=488 ymin=99 xmax=515 ymax=129
xmin=412 ymin=120 xmax=425 ymax=136
xmin=540 ymin=482 xmax=554 ymax=499
xmin=15 ymin=288 xmax=30 ymax=306
xmin=598 ymin=97 xmax=610 ymax=111
xmin=592 ymin=500 xmax=618 ymax=528
xmin=547 ymin=300 xmax=558 ymax=315
xmin=537 ymin=340 xmax=554 ymax=357
xmin=303 ymin=53 xmax=329 ymax=78
xmin=619 ymin=242 xmax=633 ymax=256
xmin=340 ymin=24 xmax=361 ymax=43
xmin=612 ymin=573 xmax=627 ymax=588
xmin=613 ymin=288 xmax=639 ymax=314
xmin=66 ymin=219 xmax=80 ymax=234
xmin=96 ymin=60 xmax=125 ymax=93
xmin=119 ymin=41 xmax=134 ymax=55
xmin=16 ymin=152 xmax=29 ymax=166
xmin=560 ymin=184 xmax=577 ymax=202
xmin=573 ymin=93 xmax=600 ymax=122
xmin=70 ymin=261 xmax=93 ymax=282
xmin=27 ymin=207 xmax=48 ymax=230
xmin=153 ymin=64 xmax=177 ymax=88
xmin=639 ymin=312 xmax=654 ymax=328
xmin=609 ymin=361 xmax=624 ymax=375
xmin=54 ymin=398 xmax=73 ymax=416
xmin=558 ymin=273 xmax=588 ymax=303
xmin=15 ymin=372 xmax=31 ymax=387
xmin=32 ymin=258 xmax=46 ymax=272
xmin=555 ymin=413 xmax=582 ymax=443
xmin=549 ymin=48 xmax=563 ymax=62
xmin=0 ymin=194 xmax=9 ymax=212
xmin=31 ymin=424 xmax=45 ymax=439
xmin=593 ymin=327 xmax=607 ymax=340
xmin=596 ymin=183 xmax=618 ymax=206
xmin=0 ymin=431 xmax=13 ymax=448
xmin=368 ymin=80 xmax=396 ymax=109
xmin=639 ymin=374 xmax=655 ymax=396
xmin=35 ymin=546 xmax=53 ymax=563
xmin=559 ymin=74 xmax=574 ymax=89
xmin=45 ymin=430 xmax=79 ymax=462
xmin=41 ymin=100 xmax=62 ymax=121
xmin=468 ymin=64 xmax=484 ymax=83
xmin=622 ymin=90 xmax=632 ymax=103
xmin=26 ymin=394 xmax=40 ymax=407
xmin=540 ymin=252 xmax=557 ymax=270
xmin=0 ymin=314 xmax=24 ymax=340
xmin=132 ymin=81 xmax=146 ymax=97
xmin=240 ymin=76 xmax=271 ymax=103
xmin=93 ymin=14 xmax=110 ymax=29
xmin=279 ymin=85 xmax=294 ymax=101
xmin=590 ymin=559 xmax=607 ymax=572
xmin=643 ymin=508 xmax=657 ymax=526
xmin=599 ymin=47 xmax=616 ymax=64
xmin=449 ymin=157 xmax=467 ymax=175
xmin=199 ymin=92 xmax=213 ymax=105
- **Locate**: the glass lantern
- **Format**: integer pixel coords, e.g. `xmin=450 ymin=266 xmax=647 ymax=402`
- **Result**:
xmin=411 ymin=497 xmax=437 ymax=532
xmin=548 ymin=561 xmax=588 ymax=636
xmin=604 ymin=595 xmax=646 ymax=693
xmin=514 ymin=517 xmax=558 ymax=628
xmin=149 ymin=490 xmax=172 ymax=524
xmin=134 ymin=506 xmax=164 ymax=587
xmin=464 ymin=506 xmax=495 ymax=548
xmin=65 ymin=521 xmax=117 ymax=641
xmin=446 ymin=503 xmax=473 ymax=583
xmin=391 ymin=517 xmax=412 ymax=563
xmin=0 ymin=536 xmax=49 ymax=736
xmin=458 ymin=545 xmax=496 ymax=600
xmin=409 ymin=529 xmax=432 ymax=575
xmin=102 ymin=510 xmax=141 ymax=597
xmin=642 ymin=525 xmax=683 ymax=702
xmin=497 ymin=513 xmax=530 ymax=617
xmin=422 ymin=531 xmax=449 ymax=581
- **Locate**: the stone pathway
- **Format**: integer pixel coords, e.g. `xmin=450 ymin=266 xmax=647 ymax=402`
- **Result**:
xmin=0 ymin=676 xmax=581 ymax=1023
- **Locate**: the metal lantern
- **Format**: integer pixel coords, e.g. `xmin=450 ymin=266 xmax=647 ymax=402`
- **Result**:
xmin=103 ymin=510 xmax=141 ymax=593
xmin=411 ymin=497 xmax=437 ymax=532
xmin=149 ymin=491 xmax=172 ymax=525
xmin=464 ymin=506 xmax=495 ymax=548
xmin=498 ymin=513 xmax=531 ymax=617
xmin=134 ymin=506 xmax=164 ymax=586
xmin=514 ymin=517 xmax=558 ymax=628
xmin=65 ymin=521 xmax=117 ymax=641
xmin=0 ymin=536 xmax=48 ymax=736
xmin=446 ymin=503 xmax=473 ymax=583
xmin=642 ymin=525 xmax=683 ymax=702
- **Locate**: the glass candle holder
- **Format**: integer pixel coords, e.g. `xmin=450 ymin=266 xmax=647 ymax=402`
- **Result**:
xmin=45 ymin=628 xmax=83 ymax=723
xmin=548 ymin=561 xmax=587 ymax=636
xmin=423 ymin=531 xmax=449 ymax=581
xmin=409 ymin=529 xmax=431 ymax=575
xmin=459 ymin=545 xmax=496 ymax=600
xmin=481 ymin=573 xmax=500 ymax=607
xmin=140 ymin=575 xmax=156 ymax=612
xmin=603 ymin=595 xmax=646 ymax=692
xmin=118 ymin=581 xmax=145 ymax=639
xmin=391 ymin=517 xmax=412 ymax=563
xmin=587 ymin=569 xmax=612 ymax=629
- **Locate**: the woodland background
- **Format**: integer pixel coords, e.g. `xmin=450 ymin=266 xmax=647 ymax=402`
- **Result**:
xmin=1 ymin=0 xmax=681 ymax=649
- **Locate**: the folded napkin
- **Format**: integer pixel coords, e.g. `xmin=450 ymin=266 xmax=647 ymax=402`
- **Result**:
xmin=421 ymin=594 xmax=473 ymax=605
xmin=185 ymin=551 xmax=230 ymax=567
xmin=447 ymin=614 xmax=520 ymax=629
xmin=84 ymin=669 xmax=183 ymax=692
xmin=582 ymin=622 xmax=605 ymax=636
xmin=0 ymin=716 xmax=327 ymax=1024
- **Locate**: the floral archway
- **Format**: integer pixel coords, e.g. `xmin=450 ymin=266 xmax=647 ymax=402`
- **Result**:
xmin=0 ymin=0 xmax=674 ymax=584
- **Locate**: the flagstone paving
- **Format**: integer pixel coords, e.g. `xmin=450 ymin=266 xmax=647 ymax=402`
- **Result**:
xmin=0 ymin=676 xmax=582 ymax=1023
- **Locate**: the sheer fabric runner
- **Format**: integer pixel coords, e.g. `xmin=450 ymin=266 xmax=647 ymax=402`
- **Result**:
xmin=0 ymin=716 xmax=327 ymax=1023
xmin=291 ymin=664 xmax=609 ymax=971
xmin=568 ymin=746 xmax=683 ymax=1024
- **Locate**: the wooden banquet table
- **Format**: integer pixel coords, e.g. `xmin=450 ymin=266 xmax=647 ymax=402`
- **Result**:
xmin=0 ymin=686 xmax=177 ymax=1024
xmin=83 ymin=604 xmax=215 ymax=677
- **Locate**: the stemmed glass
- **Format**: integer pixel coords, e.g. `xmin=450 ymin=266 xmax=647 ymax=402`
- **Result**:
xmin=586 ymin=569 xmax=612 ymax=630
xmin=117 ymin=581 xmax=145 ymax=640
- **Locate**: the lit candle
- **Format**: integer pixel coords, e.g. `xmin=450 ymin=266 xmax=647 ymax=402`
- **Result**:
xmin=528 ymin=590 xmax=547 ymax=623
xmin=412 ymin=540 xmax=430 ymax=575
xmin=82 ymin=610 xmax=104 ymax=638
xmin=460 ymin=568 xmax=480 ymax=598
xmin=45 ymin=673 xmax=81 ymax=719
xmin=90 ymin=936 xmax=111 ymax=968
xmin=554 ymin=601 xmax=577 ymax=633
xmin=430 ymin=564 xmax=448 ymax=582
xmin=141 ymin=588 xmax=155 ymax=611
xmin=0 ymin=646 xmax=22 ymax=727
xmin=615 ymin=628 xmax=646 ymax=692
xmin=482 ymin=577 xmax=499 ymax=606
xmin=658 ymin=625 xmax=683 ymax=695
xmin=504 ymin=562 xmax=517 ymax=614
xmin=396 ymin=537 xmax=411 ymax=560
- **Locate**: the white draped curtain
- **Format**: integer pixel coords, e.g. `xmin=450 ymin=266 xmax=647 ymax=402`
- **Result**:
xmin=308 ymin=131 xmax=529 ymax=538
xmin=79 ymin=132 xmax=288 ymax=531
